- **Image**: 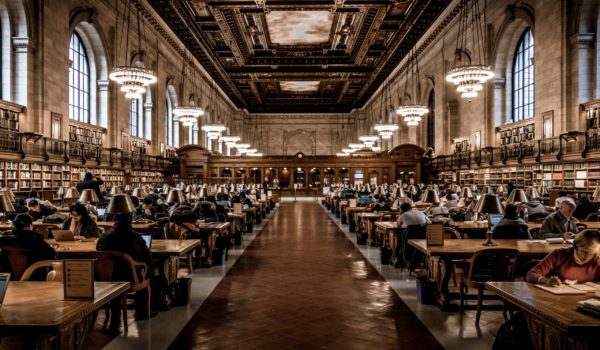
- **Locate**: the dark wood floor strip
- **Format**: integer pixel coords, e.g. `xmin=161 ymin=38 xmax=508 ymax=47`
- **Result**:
xmin=169 ymin=201 xmax=444 ymax=349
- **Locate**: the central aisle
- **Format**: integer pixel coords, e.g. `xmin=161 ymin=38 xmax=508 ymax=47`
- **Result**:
xmin=169 ymin=201 xmax=443 ymax=349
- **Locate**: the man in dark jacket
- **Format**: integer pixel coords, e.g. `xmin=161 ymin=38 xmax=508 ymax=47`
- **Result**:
xmin=26 ymin=199 xmax=56 ymax=221
xmin=96 ymin=213 xmax=154 ymax=331
xmin=76 ymin=172 xmax=104 ymax=201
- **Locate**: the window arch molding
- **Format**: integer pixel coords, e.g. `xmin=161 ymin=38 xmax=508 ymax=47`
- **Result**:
xmin=69 ymin=16 xmax=109 ymax=127
xmin=491 ymin=6 xmax=534 ymax=127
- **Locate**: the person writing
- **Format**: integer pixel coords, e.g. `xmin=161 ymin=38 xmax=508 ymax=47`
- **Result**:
xmin=526 ymin=229 xmax=600 ymax=286
xmin=539 ymin=196 xmax=578 ymax=240
xmin=62 ymin=203 xmax=101 ymax=238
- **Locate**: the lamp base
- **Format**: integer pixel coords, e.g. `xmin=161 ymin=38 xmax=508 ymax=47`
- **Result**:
xmin=482 ymin=229 xmax=497 ymax=246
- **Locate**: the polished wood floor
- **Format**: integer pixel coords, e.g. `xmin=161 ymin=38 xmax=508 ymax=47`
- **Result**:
xmin=169 ymin=201 xmax=443 ymax=349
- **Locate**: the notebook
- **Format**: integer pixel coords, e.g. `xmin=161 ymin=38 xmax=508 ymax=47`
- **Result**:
xmin=141 ymin=234 xmax=152 ymax=249
xmin=52 ymin=230 xmax=75 ymax=241
xmin=0 ymin=273 xmax=10 ymax=306
xmin=535 ymin=284 xmax=587 ymax=295
xmin=489 ymin=214 xmax=503 ymax=226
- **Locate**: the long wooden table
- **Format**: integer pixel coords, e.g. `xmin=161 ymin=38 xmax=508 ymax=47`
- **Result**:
xmin=486 ymin=282 xmax=600 ymax=350
xmin=408 ymin=239 xmax=572 ymax=309
xmin=0 ymin=281 xmax=129 ymax=349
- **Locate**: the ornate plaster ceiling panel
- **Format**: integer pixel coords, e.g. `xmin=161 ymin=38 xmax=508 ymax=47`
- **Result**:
xmin=148 ymin=0 xmax=452 ymax=113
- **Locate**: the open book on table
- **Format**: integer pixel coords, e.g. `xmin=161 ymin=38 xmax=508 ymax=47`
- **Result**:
xmin=534 ymin=283 xmax=595 ymax=295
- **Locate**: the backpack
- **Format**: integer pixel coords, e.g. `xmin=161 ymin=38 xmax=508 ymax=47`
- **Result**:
xmin=492 ymin=312 xmax=534 ymax=350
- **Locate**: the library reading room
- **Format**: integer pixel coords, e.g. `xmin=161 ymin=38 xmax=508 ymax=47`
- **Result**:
xmin=0 ymin=0 xmax=599 ymax=349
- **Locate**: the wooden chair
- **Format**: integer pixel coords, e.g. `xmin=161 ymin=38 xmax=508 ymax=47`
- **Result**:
xmin=82 ymin=251 xmax=150 ymax=332
xmin=583 ymin=213 xmax=600 ymax=221
xmin=460 ymin=248 xmax=519 ymax=325
xmin=528 ymin=227 xmax=541 ymax=239
xmin=443 ymin=227 xmax=462 ymax=239
xmin=165 ymin=222 xmax=201 ymax=272
xmin=0 ymin=245 xmax=32 ymax=280
xmin=576 ymin=223 xmax=588 ymax=231
xmin=32 ymin=224 xmax=58 ymax=239
xmin=20 ymin=260 xmax=63 ymax=281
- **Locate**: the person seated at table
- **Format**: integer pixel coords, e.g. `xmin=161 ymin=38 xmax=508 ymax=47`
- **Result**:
xmin=521 ymin=198 xmax=549 ymax=221
xmin=26 ymin=199 xmax=55 ymax=221
xmin=5 ymin=196 xmax=29 ymax=221
xmin=539 ymin=196 xmax=578 ymax=240
xmin=428 ymin=202 xmax=449 ymax=217
xmin=526 ymin=229 xmax=600 ymax=286
xmin=492 ymin=204 xmax=529 ymax=239
xmin=0 ymin=213 xmax=57 ymax=280
xmin=62 ymin=203 xmax=101 ymax=238
xmin=573 ymin=196 xmax=600 ymax=221
xmin=371 ymin=197 xmax=391 ymax=212
xmin=26 ymin=190 xmax=55 ymax=209
xmin=397 ymin=202 xmax=431 ymax=228
xmin=194 ymin=200 xmax=218 ymax=222
xmin=442 ymin=194 xmax=459 ymax=209
xmin=97 ymin=212 xmax=155 ymax=332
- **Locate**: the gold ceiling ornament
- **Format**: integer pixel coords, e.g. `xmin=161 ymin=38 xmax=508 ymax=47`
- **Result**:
xmin=445 ymin=0 xmax=494 ymax=99
xmin=396 ymin=47 xmax=428 ymax=126
xmin=109 ymin=0 xmax=157 ymax=98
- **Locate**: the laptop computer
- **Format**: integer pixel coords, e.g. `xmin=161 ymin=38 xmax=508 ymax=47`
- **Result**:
xmin=141 ymin=234 xmax=152 ymax=249
xmin=96 ymin=208 xmax=106 ymax=217
xmin=489 ymin=214 xmax=504 ymax=226
xmin=0 ymin=273 xmax=10 ymax=306
xmin=52 ymin=230 xmax=75 ymax=241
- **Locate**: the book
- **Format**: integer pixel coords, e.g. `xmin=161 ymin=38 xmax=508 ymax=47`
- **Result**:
xmin=569 ymin=282 xmax=600 ymax=292
xmin=534 ymin=284 xmax=587 ymax=295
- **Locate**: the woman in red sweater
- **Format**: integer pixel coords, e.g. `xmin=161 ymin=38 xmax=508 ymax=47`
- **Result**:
xmin=526 ymin=229 xmax=600 ymax=286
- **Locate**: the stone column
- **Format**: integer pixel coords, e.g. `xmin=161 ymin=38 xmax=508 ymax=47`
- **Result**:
xmin=12 ymin=37 xmax=28 ymax=107
xmin=144 ymin=102 xmax=152 ymax=140
xmin=173 ymin=118 xmax=180 ymax=148
xmin=97 ymin=80 xmax=109 ymax=127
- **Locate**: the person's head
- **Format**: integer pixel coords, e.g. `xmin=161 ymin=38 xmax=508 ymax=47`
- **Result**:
xmin=130 ymin=196 xmax=140 ymax=207
xmin=142 ymin=197 xmax=153 ymax=206
xmin=28 ymin=190 xmax=38 ymax=199
xmin=580 ymin=196 xmax=591 ymax=205
xmin=573 ymin=229 xmax=600 ymax=264
xmin=115 ymin=212 xmax=132 ymax=226
xmin=84 ymin=172 xmax=94 ymax=181
xmin=69 ymin=203 xmax=90 ymax=222
xmin=504 ymin=204 xmax=519 ymax=220
xmin=445 ymin=194 xmax=453 ymax=201
xmin=400 ymin=202 xmax=412 ymax=213
xmin=206 ymin=195 xmax=217 ymax=204
xmin=13 ymin=213 xmax=33 ymax=232
xmin=558 ymin=197 xmax=576 ymax=218
xmin=27 ymin=199 xmax=40 ymax=212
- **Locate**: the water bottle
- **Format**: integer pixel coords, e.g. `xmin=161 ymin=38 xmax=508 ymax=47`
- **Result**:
xmin=523 ymin=208 xmax=529 ymax=222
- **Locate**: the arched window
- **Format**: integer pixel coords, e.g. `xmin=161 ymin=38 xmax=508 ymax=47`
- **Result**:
xmin=69 ymin=32 xmax=90 ymax=123
xmin=130 ymin=98 xmax=140 ymax=137
xmin=512 ymin=29 xmax=534 ymax=122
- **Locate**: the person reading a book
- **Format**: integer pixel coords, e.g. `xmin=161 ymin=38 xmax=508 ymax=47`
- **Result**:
xmin=526 ymin=229 xmax=600 ymax=286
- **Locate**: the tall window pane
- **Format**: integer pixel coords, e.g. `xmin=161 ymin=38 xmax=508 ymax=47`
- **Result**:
xmin=166 ymin=96 xmax=172 ymax=146
xmin=130 ymin=98 xmax=139 ymax=137
xmin=511 ymin=29 xmax=534 ymax=122
xmin=68 ymin=32 xmax=91 ymax=123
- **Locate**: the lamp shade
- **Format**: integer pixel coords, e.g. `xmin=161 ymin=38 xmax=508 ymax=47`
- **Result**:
xmin=0 ymin=188 xmax=15 ymax=202
xmin=185 ymin=185 xmax=195 ymax=194
xmin=124 ymin=185 xmax=132 ymax=192
xmin=372 ymin=186 xmax=381 ymax=196
xmin=56 ymin=186 xmax=65 ymax=197
xmin=78 ymin=189 xmax=99 ymax=204
xmin=407 ymin=184 xmax=418 ymax=195
xmin=392 ymin=187 xmax=406 ymax=199
xmin=450 ymin=184 xmax=461 ymax=194
xmin=64 ymin=187 xmax=80 ymax=200
xmin=166 ymin=189 xmax=185 ymax=204
xmin=482 ymin=186 xmax=494 ymax=194
xmin=132 ymin=188 xmax=146 ymax=198
xmin=496 ymin=185 xmax=506 ymax=194
xmin=471 ymin=184 xmax=479 ymax=193
xmin=507 ymin=189 xmax=528 ymax=204
xmin=0 ymin=194 xmax=15 ymax=213
xmin=198 ymin=188 xmax=206 ymax=199
xmin=109 ymin=186 xmax=121 ymax=196
xmin=422 ymin=189 xmax=440 ymax=204
xmin=106 ymin=194 xmax=135 ymax=214
xmin=539 ymin=185 xmax=548 ymax=195
xmin=461 ymin=187 xmax=474 ymax=198
xmin=525 ymin=187 xmax=540 ymax=200
xmin=473 ymin=194 xmax=504 ymax=214
xmin=592 ymin=186 xmax=600 ymax=203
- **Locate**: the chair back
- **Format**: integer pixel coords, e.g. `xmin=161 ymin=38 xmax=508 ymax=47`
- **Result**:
xmin=33 ymin=224 xmax=57 ymax=239
xmin=528 ymin=227 xmax=541 ymax=240
xmin=493 ymin=224 xmax=530 ymax=239
xmin=0 ymin=245 xmax=31 ymax=280
xmin=467 ymin=248 xmax=519 ymax=283
xmin=82 ymin=251 xmax=147 ymax=286
xmin=165 ymin=222 xmax=199 ymax=240
xmin=443 ymin=227 xmax=462 ymax=239
xmin=583 ymin=213 xmax=600 ymax=222
xmin=576 ymin=223 xmax=588 ymax=231
xmin=20 ymin=260 xmax=63 ymax=281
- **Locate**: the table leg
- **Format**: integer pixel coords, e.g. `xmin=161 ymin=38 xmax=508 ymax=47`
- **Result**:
xmin=436 ymin=257 xmax=454 ymax=309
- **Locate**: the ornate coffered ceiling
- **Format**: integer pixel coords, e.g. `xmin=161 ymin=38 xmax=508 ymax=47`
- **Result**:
xmin=148 ymin=0 xmax=451 ymax=113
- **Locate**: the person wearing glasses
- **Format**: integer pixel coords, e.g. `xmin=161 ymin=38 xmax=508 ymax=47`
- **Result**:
xmin=526 ymin=229 xmax=600 ymax=286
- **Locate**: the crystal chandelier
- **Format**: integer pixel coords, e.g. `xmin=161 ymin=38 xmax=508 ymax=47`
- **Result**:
xmin=446 ymin=0 xmax=494 ymax=99
xmin=202 ymin=124 xmax=226 ymax=139
xmin=359 ymin=135 xmax=379 ymax=148
xmin=349 ymin=143 xmax=364 ymax=150
xmin=336 ymin=152 xmax=349 ymax=156
xmin=397 ymin=47 xmax=428 ymax=126
xmin=174 ymin=106 xmax=204 ymax=127
xmin=109 ymin=0 xmax=157 ymax=98
xmin=221 ymin=135 xmax=240 ymax=144
xmin=342 ymin=148 xmax=356 ymax=154
xmin=236 ymin=143 xmax=251 ymax=150
xmin=374 ymin=124 xmax=399 ymax=139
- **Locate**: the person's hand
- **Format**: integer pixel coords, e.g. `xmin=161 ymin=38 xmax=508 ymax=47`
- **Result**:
xmin=563 ymin=232 xmax=576 ymax=240
xmin=541 ymin=276 xmax=562 ymax=287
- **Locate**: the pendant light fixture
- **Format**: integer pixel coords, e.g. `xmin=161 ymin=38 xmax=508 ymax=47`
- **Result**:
xmin=359 ymin=135 xmax=379 ymax=148
xmin=109 ymin=0 xmax=157 ymax=98
xmin=374 ymin=79 xmax=399 ymax=139
xmin=202 ymin=81 xmax=226 ymax=139
xmin=396 ymin=47 xmax=428 ymax=126
xmin=173 ymin=51 xmax=204 ymax=127
xmin=445 ymin=0 xmax=494 ymax=99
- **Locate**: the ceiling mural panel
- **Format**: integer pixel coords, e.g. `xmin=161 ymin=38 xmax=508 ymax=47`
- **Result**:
xmin=148 ymin=0 xmax=451 ymax=113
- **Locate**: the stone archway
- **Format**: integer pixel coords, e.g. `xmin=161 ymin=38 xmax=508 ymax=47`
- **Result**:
xmin=283 ymin=129 xmax=316 ymax=156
